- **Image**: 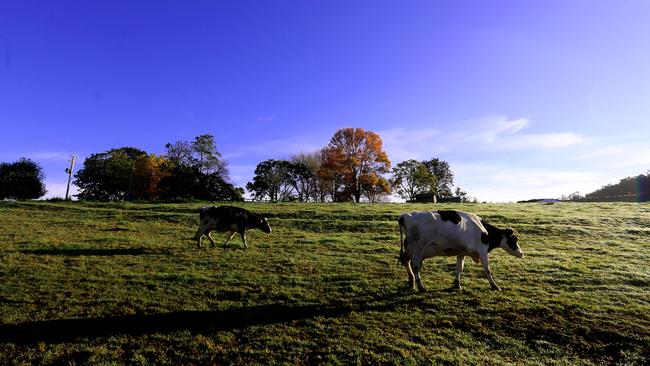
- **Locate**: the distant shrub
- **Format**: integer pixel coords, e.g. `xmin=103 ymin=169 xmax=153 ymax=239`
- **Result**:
xmin=44 ymin=197 xmax=66 ymax=202
xmin=0 ymin=158 xmax=47 ymax=200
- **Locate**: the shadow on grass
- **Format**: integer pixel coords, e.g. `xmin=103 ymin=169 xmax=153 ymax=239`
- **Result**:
xmin=0 ymin=292 xmax=421 ymax=344
xmin=18 ymin=248 xmax=153 ymax=256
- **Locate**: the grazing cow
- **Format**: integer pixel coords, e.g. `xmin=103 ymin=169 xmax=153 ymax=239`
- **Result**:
xmin=398 ymin=210 xmax=523 ymax=291
xmin=194 ymin=206 xmax=271 ymax=249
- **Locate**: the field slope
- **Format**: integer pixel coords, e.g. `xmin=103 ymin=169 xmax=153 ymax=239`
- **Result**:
xmin=1 ymin=201 xmax=649 ymax=365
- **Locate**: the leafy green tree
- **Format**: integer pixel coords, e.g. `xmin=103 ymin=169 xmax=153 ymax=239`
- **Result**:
xmin=390 ymin=158 xmax=458 ymax=200
xmin=246 ymin=159 xmax=294 ymax=201
xmin=0 ymin=158 xmax=47 ymax=200
xmin=161 ymin=134 xmax=241 ymax=201
xmin=291 ymin=151 xmax=325 ymax=202
xmin=389 ymin=159 xmax=418 ymax=201
xmin=74 ymin=147 xmax=146 ymax=200
xmin=285 ymin=162 xmax=314 ymax=202
xmin=414 ymin=164 xmax=438 ymax=196
xmin=191 ymin=134 xmax=228 ymax=176
xmin=421 ymin=158 xmax=454 ymax=197
xmin=454 ymin=187 xmax=471 ymax=202
xmin=164 ymin=140 xmax=195 ymax=167
xmin=158 ymin=164 xmax=243 ymax=201
xmin=390 ymin=159 xmax=440 ymax=201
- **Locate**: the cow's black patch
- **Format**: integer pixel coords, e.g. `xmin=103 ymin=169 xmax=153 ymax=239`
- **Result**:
xmin=201 ymin=206 xmax=270 ymax=234
xmin=506 ymin=233 xmax=519 ymax=250
xmin=438 ymin=210 xmax=461 ymax=225
xmin=410 ymin=226 xmax=420 ymax=242
xmin=480 ymin=220 xmax=504 ymax=253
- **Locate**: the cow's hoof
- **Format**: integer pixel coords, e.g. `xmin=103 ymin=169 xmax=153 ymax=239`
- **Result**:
xmin=454 ymin=284 xmax=463 ymax=290
xmin=491 ymin=285 xmax=502 ymax=291
xmin=417 ymin=286 xmax=427 ymax=292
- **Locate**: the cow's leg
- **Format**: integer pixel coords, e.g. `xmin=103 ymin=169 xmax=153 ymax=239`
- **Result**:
xmin=454 ymin=255 xmax=465 ymax=289
xmin=479 ymin=252 xmax=500 ymax=290
xmin=401 ymin=247 xmax=415 ymax=289
xmin=411 ymin=255 xmax=426 ymax=292
xmin=240 ymin=231 xmax=248 ymax=249
xmin=404 ymin=260 xmax=415 ymax=289
xmin=206 ymin=231 xmax=217 ymax=247
xmin=223 ymin=231 xmax=236 ymax=247
xmin=194 ymin=227 xmax=205 ymax=248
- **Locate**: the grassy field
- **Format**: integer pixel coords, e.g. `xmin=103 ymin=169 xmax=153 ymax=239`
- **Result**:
xmin=0 ymin=201 xmax=649 ymax=365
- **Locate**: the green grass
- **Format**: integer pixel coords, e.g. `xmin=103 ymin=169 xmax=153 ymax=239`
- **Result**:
xmin=1 ymin=201 xmax=649 ymax=365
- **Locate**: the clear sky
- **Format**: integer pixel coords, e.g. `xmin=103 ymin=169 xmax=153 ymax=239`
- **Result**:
xmin=2 ymin=0 xmax=649 ymax=202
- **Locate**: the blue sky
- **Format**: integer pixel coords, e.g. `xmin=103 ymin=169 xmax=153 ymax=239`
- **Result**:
xmin=1 ymin=1 xmax=649 ymax=201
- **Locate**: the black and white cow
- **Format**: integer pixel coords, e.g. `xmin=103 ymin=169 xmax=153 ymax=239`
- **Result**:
xmin=194 ymin=206 xmax=271 ymax=249
xmin=398 ymin=210 xmax=523 ymax=291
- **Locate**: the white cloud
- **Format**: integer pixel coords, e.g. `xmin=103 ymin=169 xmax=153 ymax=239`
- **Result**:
xmin=223 ymin=135 xmax=327 ymax=160
xmin=379 ymin=127 xmax=443 ymax=162
xmin=228 ymin=164 xmax=256 ymax=187
xmin=456 ymin=116 xmax=529 ymax=143
xmin=570 ymin=142 xmax=650 ymax=169
xmin=256 ymin=114 xmax=277 ymax=123
xmin=380 ymin=116 xmax=588 ymax=164
xmin=499 ymin=132 xmax=588 ymax=149
xmin=378 ymin=115 xmax=649 ymax=202
xmin=452 ymin=163 xmax=612 ymax=202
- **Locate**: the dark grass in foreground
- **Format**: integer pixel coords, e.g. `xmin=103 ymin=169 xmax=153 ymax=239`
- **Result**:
xmin=0 ymin=201 xmax=648 ymax=365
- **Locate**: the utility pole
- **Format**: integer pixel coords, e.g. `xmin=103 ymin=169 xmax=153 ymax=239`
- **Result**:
xmin=64 ymin=155 xmax=77 ymax=200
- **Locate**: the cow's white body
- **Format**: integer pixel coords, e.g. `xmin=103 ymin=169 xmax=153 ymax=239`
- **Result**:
xmin=398 ymin=210 xmax=523 ymax=291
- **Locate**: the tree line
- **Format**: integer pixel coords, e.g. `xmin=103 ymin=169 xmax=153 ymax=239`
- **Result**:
xmin=73 ymin=134 xmax=243 ymax=201
xmin=0 ymin=128 xmax=472 ymax=202
xmin=246 ymin=128 xmax=469 ymax=202
xmin=583 ymin=172 xmax=650 ymax=201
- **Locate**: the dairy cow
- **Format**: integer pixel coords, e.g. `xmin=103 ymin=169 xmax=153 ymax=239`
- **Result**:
xmin=398 ymin=210 xmax=523 ymax=291
xmin=194 ymin=206 xmax=271 ymax=249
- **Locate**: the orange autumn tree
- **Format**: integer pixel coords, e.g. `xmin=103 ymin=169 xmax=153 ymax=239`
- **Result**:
xmin=319 ymin=128 xmax=391 ymax=202
xmin=132 ymin=154 xmax=170 ymax=201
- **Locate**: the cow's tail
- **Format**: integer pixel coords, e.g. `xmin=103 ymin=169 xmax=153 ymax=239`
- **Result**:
xmin=398 ymin=216 xmax=406 ymax=265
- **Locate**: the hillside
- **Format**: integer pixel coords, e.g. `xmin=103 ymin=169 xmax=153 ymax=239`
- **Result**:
xmin=1 ymin=201 xmax=649 ymax=364
xmin=583 ymin=172 xmax=650 ymax=202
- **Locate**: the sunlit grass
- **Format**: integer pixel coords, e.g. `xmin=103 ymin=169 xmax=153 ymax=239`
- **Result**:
xmin=1 ymin=201 xmax=648 ymax=364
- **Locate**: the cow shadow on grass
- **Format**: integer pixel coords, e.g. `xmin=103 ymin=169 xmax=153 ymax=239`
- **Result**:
xmin=0 ymin=291 xmax=425 ymax=345
xmin=18 ymin=248 xmax=160 ymax=256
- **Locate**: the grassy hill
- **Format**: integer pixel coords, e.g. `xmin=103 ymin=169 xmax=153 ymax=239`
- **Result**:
xmin=1 ymin=201 xmax=649 ymax=365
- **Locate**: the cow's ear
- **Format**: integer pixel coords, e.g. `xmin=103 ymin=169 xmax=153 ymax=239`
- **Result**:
xmin=503 ymin=228 xmax=514 ymax=237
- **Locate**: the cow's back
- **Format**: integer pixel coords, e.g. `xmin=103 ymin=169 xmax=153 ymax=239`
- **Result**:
xmin=399 ymin=210 xmax=485 ymax=254
xmin=205 ymin=205 xmax=251 ymax=231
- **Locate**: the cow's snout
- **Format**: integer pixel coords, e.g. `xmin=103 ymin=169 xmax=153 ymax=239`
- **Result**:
xmin=260 ymin=218 xmax=272 ymax=234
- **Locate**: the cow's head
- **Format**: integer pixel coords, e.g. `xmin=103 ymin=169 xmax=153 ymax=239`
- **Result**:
xmin=259 ymin=217 xmax=272 ymax=234
xmin=500 ymin=228 xmax=524 ymax=258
